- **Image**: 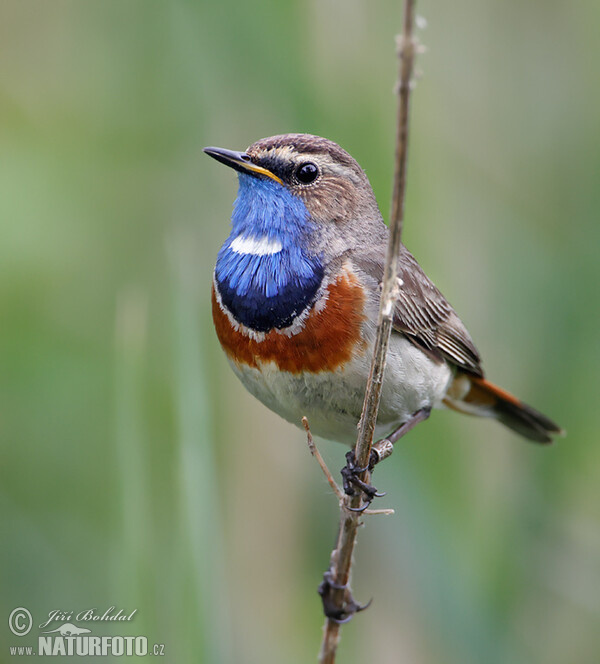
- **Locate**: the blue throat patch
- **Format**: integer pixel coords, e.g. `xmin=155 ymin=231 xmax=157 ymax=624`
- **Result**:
xmin=215 ymin=174 xmax=324 ymax=332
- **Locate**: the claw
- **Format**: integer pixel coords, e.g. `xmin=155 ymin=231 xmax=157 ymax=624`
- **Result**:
xmin=340 ymin=450 xmax=385 ymax=508
xmin=318 ymin=570 xmax=372 ymax=623
xmin=343 ymin=450 xmax=369 ymax=474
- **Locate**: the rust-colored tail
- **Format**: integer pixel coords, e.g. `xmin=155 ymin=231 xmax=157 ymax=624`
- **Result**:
xmin=444 ymin=375 xmax=564 ymax=444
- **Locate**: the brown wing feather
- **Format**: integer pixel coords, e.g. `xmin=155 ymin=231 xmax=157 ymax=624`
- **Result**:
xmin=353 ymin=245 xmax=484 ymax=377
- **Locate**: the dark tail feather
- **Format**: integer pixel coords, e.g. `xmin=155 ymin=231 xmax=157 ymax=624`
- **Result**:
xmin=444 ymin=376 xmax=564 ymax=444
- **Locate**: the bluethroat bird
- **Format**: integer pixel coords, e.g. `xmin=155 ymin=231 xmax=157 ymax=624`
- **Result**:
xmin=205 ymin=134 xmax=562 ymax=468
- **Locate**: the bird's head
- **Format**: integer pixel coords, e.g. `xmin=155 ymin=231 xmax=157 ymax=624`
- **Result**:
xmin=204 ymin=134 xmax=382 ymax=237
xmin=206 ymin=134 xmax=386 ymax=332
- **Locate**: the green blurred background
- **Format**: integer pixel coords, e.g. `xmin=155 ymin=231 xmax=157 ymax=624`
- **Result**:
xmin=2 ymin=1 xmax=599 ymax=662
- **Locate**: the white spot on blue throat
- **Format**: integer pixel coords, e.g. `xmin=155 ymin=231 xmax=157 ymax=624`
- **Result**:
xmin=230 ymin=234 xmax=283 ymax=256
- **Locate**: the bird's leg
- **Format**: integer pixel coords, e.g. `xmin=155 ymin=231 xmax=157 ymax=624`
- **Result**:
xmin=318 ymin=570 xmax=372 ymax=624
xmin=341 ymin=407 xmax=431 ymax=509
xmin=381 ymin=405 xmax=431 ymax=446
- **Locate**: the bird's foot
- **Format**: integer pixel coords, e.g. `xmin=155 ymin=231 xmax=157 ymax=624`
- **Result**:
xmin=318 ymin=570 xmax=372 ymax=623
xmin=339 ymin=409 xmax=432 ymax=510
xmin=340 ymin=449 xmax=386 ymax=511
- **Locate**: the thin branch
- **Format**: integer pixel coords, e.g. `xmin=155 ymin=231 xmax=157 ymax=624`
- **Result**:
xmin=389 ymin=0 xmax=418 ymax=237
xmin=317 ymin=2 xmax=418 ymax=662
xmin=304 ymin=417 xmax=345 ymax=502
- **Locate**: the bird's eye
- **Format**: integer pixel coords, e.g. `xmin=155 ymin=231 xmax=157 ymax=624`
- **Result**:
xmin=295 ymin=162 xmax=319 ymax=185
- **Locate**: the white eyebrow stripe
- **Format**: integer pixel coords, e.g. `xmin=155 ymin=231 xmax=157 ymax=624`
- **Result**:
xmin=230 ymin=234 xmax=283 ymax=256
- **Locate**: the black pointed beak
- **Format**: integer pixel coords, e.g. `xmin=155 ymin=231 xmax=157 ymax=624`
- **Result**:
xmin=203 ymin=146 xmax=283 ymax=184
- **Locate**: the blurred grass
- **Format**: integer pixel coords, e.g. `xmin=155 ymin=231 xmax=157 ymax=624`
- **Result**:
xmin=2 ymin=1 xmax=600 ymax=663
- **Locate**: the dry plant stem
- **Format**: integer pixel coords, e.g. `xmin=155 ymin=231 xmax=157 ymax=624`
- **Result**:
xmin=390 ymin=0 xmax=418 ymax=239
xmin=318 ymin=2 xmax=418 ymax=662
xmin=304 ymin=417 xmax=345 ymax=502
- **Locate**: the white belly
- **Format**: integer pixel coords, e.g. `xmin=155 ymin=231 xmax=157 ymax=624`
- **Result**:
xmin=230 ymin=332 xmax=453 ymax=445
